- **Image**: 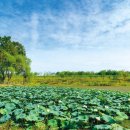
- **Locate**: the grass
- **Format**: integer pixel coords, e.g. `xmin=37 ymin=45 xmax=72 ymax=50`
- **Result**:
xmin=0 ymin=75 xmax=130 ymax=92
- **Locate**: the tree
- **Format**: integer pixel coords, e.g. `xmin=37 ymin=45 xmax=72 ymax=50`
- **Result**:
xmin=0 ymin=36 xmax=31 ymax=83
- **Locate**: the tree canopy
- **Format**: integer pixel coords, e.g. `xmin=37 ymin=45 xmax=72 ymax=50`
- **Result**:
xmin=0 ymin=36 xmax=31 ymax=83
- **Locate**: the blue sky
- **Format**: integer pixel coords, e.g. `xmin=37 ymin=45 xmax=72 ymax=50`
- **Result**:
xmin=0 ymin=0 xmax=130 ymax=72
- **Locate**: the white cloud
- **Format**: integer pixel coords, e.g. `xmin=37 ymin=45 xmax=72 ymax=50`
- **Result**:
xmin=1 ymin=0 xmax=130 ymax=50
xmin=29 ymin=13 xmax=39 ymax=49
xmin=28 ymin=0 xmax=130 ymax=50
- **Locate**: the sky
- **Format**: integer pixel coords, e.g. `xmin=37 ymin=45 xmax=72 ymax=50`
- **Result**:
xmin=0 ymin=0 xmax=130 ymax=73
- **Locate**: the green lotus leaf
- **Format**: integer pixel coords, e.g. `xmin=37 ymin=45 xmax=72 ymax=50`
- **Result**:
xmin=111 ymin=124 xmax=124 ymax=130
xmin=25 ymin=103 xmax=35 ymax=110
xmin=5 ymin=103 xmax=16 ymax=111
xmin=93 ymin=124 xmax=112 ymax=130
xmin=48 ymin=119 xmax=58 ymax=128
xmin=26 ymin=114 xmax=39 ymax=121
xmin=0 ymin=108 xmax=7 ymax=115
xmin=14 ymin=109 xmax=24 ymax=115
xmin=16 ymin=113 xmax=26 ymax=120
xmin=102 ymin=114 xmax=116 ymax=124
xmin=116 ymin=111 xmax=128 ymax=120
xmin=0 ymin=102 xmax=5 ymax=108
xmin=0 ymin=114 xmax=11 ymax=123
xmin=77 ymin=115 xmax=89 ymax=122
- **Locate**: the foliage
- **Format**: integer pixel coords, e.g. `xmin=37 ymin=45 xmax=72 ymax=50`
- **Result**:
xmin=0 ymin=86 xmax=130 ymax=130
xmin=55 ymin=70 xmax=130 ymax=79
xmin=0 ymin=36 xmax=31 ymax=83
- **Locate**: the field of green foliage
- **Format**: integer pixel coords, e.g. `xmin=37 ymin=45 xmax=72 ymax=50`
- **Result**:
xmin=0 ymin=86 xmax=130 ymax=130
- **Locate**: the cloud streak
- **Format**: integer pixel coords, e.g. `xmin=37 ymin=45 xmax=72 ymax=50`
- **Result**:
xmin=26 ymin=0 xmax=130 ymax=50
xmin=29 ymin=13 xmax=39 ymax=49
xmin=1 ymin=0 xmax=130 ymax=49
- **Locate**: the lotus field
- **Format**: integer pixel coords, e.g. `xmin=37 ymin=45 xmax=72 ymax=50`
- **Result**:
xmin=0 ymin=87 xmax=130 ymax=130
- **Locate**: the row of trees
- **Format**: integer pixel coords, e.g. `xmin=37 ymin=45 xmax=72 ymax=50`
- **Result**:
xmin=0 ymin=36 xmax=31 ymax=83
xmin=55 ymin=70 xmax=130 ymax=78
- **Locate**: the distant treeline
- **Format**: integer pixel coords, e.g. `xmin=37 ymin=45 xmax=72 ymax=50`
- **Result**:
xmin=50 ymin=70 xmax=130 ymax=77
xmin=33 ymin=70 xmax=130 ymax=77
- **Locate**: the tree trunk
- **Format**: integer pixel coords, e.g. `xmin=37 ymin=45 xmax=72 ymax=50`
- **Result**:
xmin=0 ymin=72 xmax=5 ymax=83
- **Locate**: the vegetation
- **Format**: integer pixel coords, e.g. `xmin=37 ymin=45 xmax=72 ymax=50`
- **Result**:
xmin=56 ymin=70 xmax=130 ymax=78
xmin=0 ymin=36 xmax=31 ymax=83
xmin=3 ymin=70 xmax=130 ymax=88
xmin=0 ymin=86 xmax=130 ymax=130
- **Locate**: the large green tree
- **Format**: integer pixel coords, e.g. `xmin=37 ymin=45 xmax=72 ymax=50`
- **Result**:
xmin=0 ymin=36 xmax=31 ymax=83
